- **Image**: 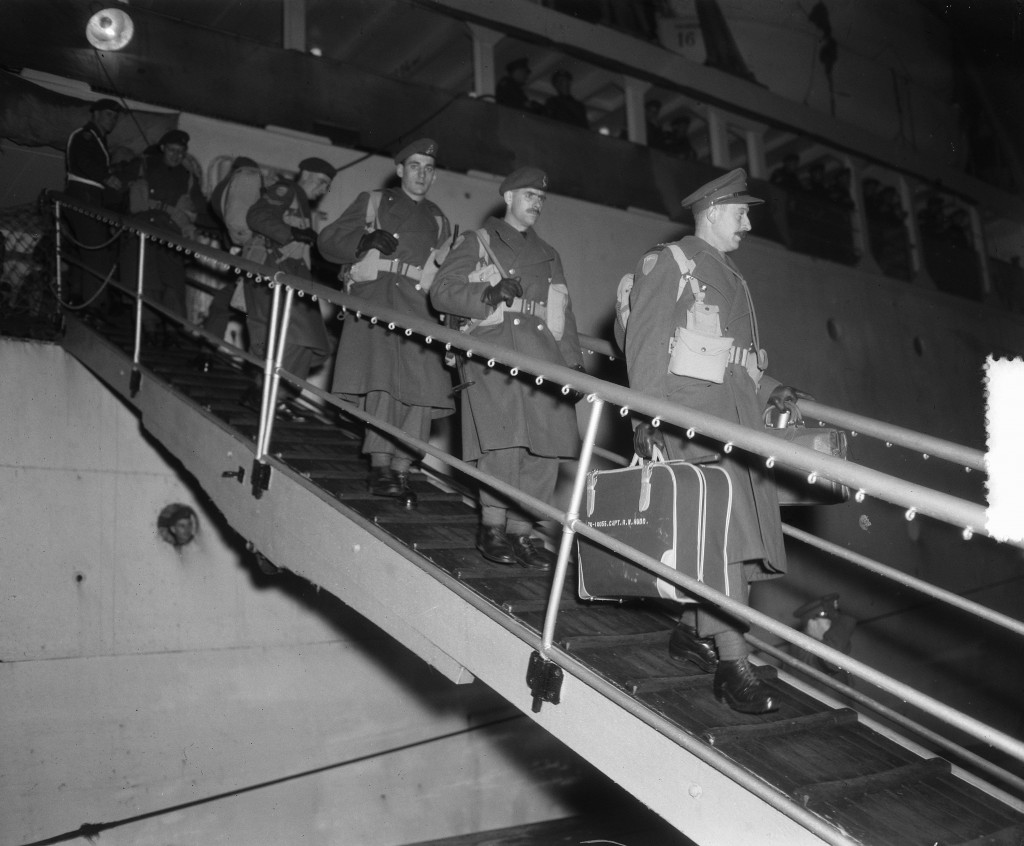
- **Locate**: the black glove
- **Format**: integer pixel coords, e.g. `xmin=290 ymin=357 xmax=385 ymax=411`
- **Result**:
xmin=566 ymin=364 xmax=587 ymax=403
xmin=289 ymin=226 xmax=317 ymax=245
xmin=633 ymin=422 xmax=666 ymax=460
xmin=357 ymin=229 xmax=398 ymax=258
xmin=765 ymin=384 xmax=814 ymax=414
xmin=480 ymin=277 xmax=523 ymax=309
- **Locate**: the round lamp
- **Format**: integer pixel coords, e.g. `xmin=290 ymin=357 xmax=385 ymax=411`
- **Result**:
xmin=86 ymin=7 xmax=135 ymax=51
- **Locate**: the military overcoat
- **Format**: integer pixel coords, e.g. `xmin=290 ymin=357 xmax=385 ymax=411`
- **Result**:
xmin=625 ymin=234 xmax=787 ymax=576
xmin=431 ymin=217 xmax=584 ymax=460
xmin=320 ymin=188 xmax=454 ymax=417
xmin=245 ymin=179 xmax=330 ymax=356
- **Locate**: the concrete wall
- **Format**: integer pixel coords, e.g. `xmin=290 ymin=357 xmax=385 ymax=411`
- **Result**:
xmin=0 ymin=340 xmax=598 ymax=846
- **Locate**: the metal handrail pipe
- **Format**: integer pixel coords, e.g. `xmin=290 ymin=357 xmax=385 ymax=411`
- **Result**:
xmin=748 ymin=636 xmax=1024 ymax=799
xmin=246 ymin=271 xmax=1000 ymax=548
xmin=782 ymin=524 xmax=1024 ymax=639
xmin=568 ymin=518 xmax=1024 ymax=763
xmin=797 ymin=398 xmax=986 ymax=473
xmin=46 ymin=194 xmax=994 ymax=483
xmin=542 ymin=398 xmax=605 ymax=651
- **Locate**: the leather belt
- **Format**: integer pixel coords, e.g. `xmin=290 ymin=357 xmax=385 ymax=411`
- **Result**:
xmin=369 ymin=257 xmax=424 ymax=281
xmin=504 ymin=297 xmax=547 ymax=319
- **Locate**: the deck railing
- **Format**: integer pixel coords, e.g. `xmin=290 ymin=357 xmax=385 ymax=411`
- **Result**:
xmin=51 ymin=194 xmax=1024 ymax=808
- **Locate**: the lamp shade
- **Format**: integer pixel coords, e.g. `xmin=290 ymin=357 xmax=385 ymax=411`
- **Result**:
xmin=86 ymin=8 xmax=134 ymax=51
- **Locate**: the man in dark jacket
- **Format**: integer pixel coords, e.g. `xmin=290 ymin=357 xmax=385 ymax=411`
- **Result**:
xmin=319 ymin=139 xmax=453 ymax=506
xmin=432 ymin=167 xmax=584 ymax=570
xmin=119 ymin=129 xmax=206 ymax=341
xmin=626 ymin=168 xmax=805 ymax=714
xmin=243 ymin=157 xmax=334 ymax=416
xmin=63 ymin=98 xmax=123 ymax=312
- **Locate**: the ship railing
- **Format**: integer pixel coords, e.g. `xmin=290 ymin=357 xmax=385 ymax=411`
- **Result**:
xmin=51 ymin=195 xmax=1024 ymax=808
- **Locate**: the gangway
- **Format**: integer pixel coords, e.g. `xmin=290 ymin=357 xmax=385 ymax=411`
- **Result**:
xmin=52 ymin=195 xmax=1024 ymax=846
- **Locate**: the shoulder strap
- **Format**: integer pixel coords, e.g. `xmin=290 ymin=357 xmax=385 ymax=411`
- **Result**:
xmin=666 ymin=243 xmax=700 ymax=303
xmin=476 ymin=229 xmax=510 ymax=278
xmin=365 ymin=190 xmax=382 ymax=229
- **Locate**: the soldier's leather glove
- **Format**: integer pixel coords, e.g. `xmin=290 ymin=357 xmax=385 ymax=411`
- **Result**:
xmin=633 ymin=422 xmax=667 ymax=460
xmin=480 ymin=277 xmax=523 ymax=309
xmin=766 ymin=384 xmax=813 ymax=414
xmin=289 ymin=226 xmax=317 ymax=245
xmin=357 ymin=229 xmax=398 ymax=257
xmin=566 ymin=364 xmax=587 ymax=404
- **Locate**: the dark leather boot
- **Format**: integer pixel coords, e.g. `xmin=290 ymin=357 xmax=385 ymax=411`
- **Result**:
xmin=713 ymin=657 xmax=778 ymax=714
xmin=508 ymin=535 xmax=555 ymax=571
xmin=368 ymin=466 xmax=402 ymax=497
xmin=477 ymin=525 xmax=517 ymax=565
xmin=668 ymin=622 xmax=719 ymax=673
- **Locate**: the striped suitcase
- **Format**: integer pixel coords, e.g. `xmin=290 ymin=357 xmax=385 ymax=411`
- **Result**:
xmin=577 ymin=455 xmax=733 ymax=602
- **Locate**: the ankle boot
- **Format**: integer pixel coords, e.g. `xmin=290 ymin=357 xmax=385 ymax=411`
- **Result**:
xmin=713 ymin=657 xmax=778 ymax=714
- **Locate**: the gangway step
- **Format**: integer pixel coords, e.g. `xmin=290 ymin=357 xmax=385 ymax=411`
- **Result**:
xmin=792 ymin=757 xmax=951 ymax=806
xmin=703 ymin=707 xmax=859 ymax=744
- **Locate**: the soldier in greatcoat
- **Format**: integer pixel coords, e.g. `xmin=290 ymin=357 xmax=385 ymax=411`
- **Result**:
xmin=318 ymin=139 xmax=454 ymax=507
xmin=625 ymin=168 xmax=806 ymax=714
xmin=244 ymin=157 xmax=335 ymax=419
xmin=432 ymin=167 xmax=585 ymax=570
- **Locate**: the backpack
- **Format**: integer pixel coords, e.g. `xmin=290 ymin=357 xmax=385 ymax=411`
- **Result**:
xmin=613 ymin=243 xmax=695 ymax=351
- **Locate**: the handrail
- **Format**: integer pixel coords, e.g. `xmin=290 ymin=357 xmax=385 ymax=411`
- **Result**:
xmin=50 ymin=195 xmax=1024 ymax=781
xmin=574 ymin=336 xmax=987 ymax=475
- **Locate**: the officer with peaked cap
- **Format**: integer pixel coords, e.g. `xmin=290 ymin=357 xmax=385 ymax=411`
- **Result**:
xmin=432 ymin=166 xmax=585 ymax=569
xmin=241 ymin=156 xmax=336 ymax=419
xmin=63 ymin=97 xmax=126 ymax=313
xmin=625 ymin=167 xmax=809 ymax=714
xmin=319 ymin=138 xmax=454 ymax=505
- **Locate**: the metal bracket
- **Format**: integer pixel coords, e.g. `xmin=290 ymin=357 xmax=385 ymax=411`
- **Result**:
xmin=250 ymin=460 xmax=272 ymax=498
xmin=221 ymin=466 xmax=245 ymax=483
xmin=129 ymin=367 xmax=141 ymax=397
xmin=526 ymin=650 xmax=563 ymax=713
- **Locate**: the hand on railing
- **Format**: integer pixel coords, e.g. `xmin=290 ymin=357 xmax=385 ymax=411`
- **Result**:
xmin=633 ymin=421 xmax=666 ymax=460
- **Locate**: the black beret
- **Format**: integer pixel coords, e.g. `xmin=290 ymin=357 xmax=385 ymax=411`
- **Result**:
xmin=159 ymin=129 xmax=190 ymax=148
xmin=393 ymin=138 xmax=439 ymax=165
xmin=681 ymin=167 xmax=763 ymax=214
xmin=90 ymin=98 xmax=123 ymax=113
xmin=499 ymin=166 xmax=549 ymax=195
xmin=298 ymin=157 xmax=336 ymax=179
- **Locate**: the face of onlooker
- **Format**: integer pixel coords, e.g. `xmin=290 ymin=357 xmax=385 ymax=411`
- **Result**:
xmin=93 ymin=108 xmax=120 ymax=136
xmin=298 ymin=171 xmax=332 ymax=202
xmin=161 ymin=142 xmax=187 ymax=169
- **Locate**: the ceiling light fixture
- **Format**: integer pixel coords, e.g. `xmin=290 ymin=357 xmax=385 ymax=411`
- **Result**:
xmin=86 ymin=7 xmax=135 ymax=51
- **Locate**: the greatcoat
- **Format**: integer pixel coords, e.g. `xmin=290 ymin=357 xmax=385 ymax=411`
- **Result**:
xmin=319 ymin=187 xmax=454 ymax=417
xmin=431 ymin=217 xmax=584 ymax=461
xmin=625 ymin=234 xmax=787 ymax=576
xmin=245 ymin=179 xmax=330 ymax=361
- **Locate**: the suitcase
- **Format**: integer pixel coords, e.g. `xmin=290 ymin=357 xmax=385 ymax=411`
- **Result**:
xmin=577 ymin=453 xmax=734 ymax=603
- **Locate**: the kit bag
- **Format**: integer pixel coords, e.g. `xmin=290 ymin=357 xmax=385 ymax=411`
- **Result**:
xmin=764 ymin=405 xmax=850 ymax=506
xmin=577 ymin=450 xmax=733 ymax=603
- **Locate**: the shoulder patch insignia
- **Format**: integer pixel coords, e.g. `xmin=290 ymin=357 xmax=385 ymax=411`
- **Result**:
xmin=641 ymin=253 xmax=659 ymax=276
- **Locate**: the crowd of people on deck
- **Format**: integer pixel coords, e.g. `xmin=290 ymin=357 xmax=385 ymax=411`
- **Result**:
xmin=66 ymin=94 xmax=855 ymax=717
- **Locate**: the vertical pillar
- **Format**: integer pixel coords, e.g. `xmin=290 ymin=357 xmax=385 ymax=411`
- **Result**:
xmin=282 ymin=0 xmax=306 ymax=52
xmin=707 ymin=107 xmax=730 ymax=169
xmin=744 ymin=127 xmax=767 ymax=179
xmin=899 ymin=176 xmax=933 ymax=287
xmin=846 ymin=157 xmax=881 ymax=274
xmin=623 ymin=76 xmax=652 ymax=145
xmin=967 ymin=205 xmax=992 ymax=297
xmin=468 ymin=24 xmax=504 ymax=100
